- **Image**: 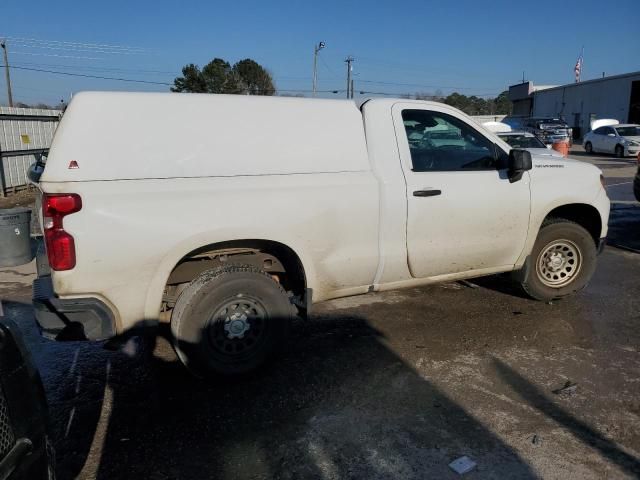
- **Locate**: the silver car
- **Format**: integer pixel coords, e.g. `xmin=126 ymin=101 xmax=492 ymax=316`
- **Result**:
xmin=583 ymin=124 xmax=640 ymax=158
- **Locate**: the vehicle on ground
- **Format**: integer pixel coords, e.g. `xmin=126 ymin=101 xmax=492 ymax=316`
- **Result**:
xmin=482 ymin=122 xmax=565 ymax=159
xmin=29 ymin=93 xmax=610 ymax=376
xmin=583 ymin=122 xmax=640 ymax=158
xmin=0 ymin=314 xmax=52 ymax=479
xmin=496 ymin=132 xmax=565 ymax=158
xmin=523 ymin=117 xmax=572 ymax=145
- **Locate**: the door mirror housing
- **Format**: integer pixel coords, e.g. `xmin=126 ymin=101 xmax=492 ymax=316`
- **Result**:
xmin=508 ymin=149 xmax=532 ymax=183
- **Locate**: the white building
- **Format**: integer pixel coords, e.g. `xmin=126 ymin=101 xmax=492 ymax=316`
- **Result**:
xmin=508 ymin=71 xmax=640 ymax=138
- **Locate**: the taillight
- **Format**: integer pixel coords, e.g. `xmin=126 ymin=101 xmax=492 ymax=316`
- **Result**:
xmin=43 ymin=193 xmax=82 ymax=270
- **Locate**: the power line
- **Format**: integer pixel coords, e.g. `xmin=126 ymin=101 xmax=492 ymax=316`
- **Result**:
xmin=3 ymin=36 xmax=147 ymax=52
xmin=10 ymin=43 xmax=147 ymax=55
xmin=12 ymin=61 xmax=176 ymax=75
xmin=9 ymin=64 xmax=501 ymax=99
xmin=357 ymin=79 xmax=501 ymax=92
xmin=358 ymin=90 xmax=500 ymax=98
xmin=12 ymin=51 xmax=102 ymax=60
xmin=9 ymin=66 xmax=173 ymax=86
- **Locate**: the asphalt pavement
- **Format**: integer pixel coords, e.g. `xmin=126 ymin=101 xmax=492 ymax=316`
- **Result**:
xmin=0 ymin=148 xmax=638 ymax=479
xmin=571 ymin=146 xmax=639 ymax=252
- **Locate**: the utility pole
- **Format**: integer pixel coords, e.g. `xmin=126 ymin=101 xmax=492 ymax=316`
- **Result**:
xmin=1 ymin=40 xmax=14 ymax=107
xmin=350 ymin=78 xmax=354 ymax=100
xmin=312 ymin=41 xmax=325 ymax=97
xmin=345 ymin=56 xmax=354 ymax=99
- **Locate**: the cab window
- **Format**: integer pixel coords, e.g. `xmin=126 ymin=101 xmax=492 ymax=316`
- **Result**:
xmin=402 ymin=110 xmax=499 ymax=172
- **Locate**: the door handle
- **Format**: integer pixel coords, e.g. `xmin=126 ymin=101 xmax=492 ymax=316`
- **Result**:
xmin=413 ymin=189 xmax=441 ymax=197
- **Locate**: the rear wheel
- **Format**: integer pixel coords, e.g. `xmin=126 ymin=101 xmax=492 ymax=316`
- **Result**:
xmin=615 ymin=144 xmax=624 ymax=158
xmin=518 ymin=220 xmax=597 ymax=301
xmin=584 ymin=141 xmax=593 ymax=154
xmin=171 ymin=265 xmax=294 ymax=377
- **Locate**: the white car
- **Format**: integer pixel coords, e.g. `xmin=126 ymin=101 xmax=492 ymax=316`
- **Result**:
xmin=583 ymin=123 xmax=640 ymax=157
xmin=496 ymin=131 xmax=565 ymax=158
xmin=30 ymin=93 xmax=609 ymax=376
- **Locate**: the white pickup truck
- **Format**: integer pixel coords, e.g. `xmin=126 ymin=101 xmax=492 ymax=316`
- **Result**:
xmin=31 ymin=92 xmax=609 ymax=376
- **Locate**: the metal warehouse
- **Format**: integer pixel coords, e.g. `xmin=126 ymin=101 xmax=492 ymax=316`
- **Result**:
xmin=509 ymin=71 xmax=640 ymax=139
xmin=0 ymin=106 xmax=61 ymax=196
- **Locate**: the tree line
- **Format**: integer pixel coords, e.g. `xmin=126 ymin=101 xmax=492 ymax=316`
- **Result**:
xmin=172 ymin=58 xmax=276 ymax=95
xmin=412 ymin=91 xmax=512 ymax=115
xmin=173 ymin=57 xmax=512 ymax=115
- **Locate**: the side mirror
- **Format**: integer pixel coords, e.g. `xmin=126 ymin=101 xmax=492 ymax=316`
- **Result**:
xmin=508 ymin=149 xmax=532 ymax=183
xmin=607 ymin=133 xmax=616 ymax=137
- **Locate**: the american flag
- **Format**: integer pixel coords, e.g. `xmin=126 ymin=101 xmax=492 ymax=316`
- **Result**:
xmin=574 ymin=48 xmax=584 ymax=83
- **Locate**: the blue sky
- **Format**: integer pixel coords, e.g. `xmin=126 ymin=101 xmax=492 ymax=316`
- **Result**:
xmin=1 ymin=0 xmax=639 ymax=105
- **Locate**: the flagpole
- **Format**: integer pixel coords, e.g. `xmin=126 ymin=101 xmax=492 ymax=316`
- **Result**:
xmin=574 ymin=47 xmax=584 ymax=83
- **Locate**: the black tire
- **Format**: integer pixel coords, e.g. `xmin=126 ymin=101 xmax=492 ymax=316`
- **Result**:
xmin=615 ymin=144 xmax=624 ymax=158
xmin=519 ymin=219 xmax=597 ymax=301
xmin=171 ymin=265 xmax=294 ymax=377
xmin=634 ymin=175 xmax=640 ymax=202
xmin=584 ymin=141 xmax=593 ymax=154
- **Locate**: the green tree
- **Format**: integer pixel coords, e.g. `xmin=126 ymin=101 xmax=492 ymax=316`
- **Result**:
xmin=171 ymin=64 xmax=207 ymax=93
xmin=172 ymin=58 xmax=275 ymax=95
xmin=442 ymin=91 xmax=511 ymax=116
xmin=232 ymin=59 xmax=275 ymax=95
xmin=494 ymin=91 xmax=512 ymax=115
xmin=202 ymin=58 xmax=239 ymax=93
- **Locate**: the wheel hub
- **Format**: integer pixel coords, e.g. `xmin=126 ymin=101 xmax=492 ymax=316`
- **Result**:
xmin=208 ymin=296 xmax=267 ymax=357
xmin=546 ymin=252 xmax=565 ymax=271
xmin=536 ymin=239 xmax=582 ymax=288
xmin=224 ymin=312 xmax=251 ymax=339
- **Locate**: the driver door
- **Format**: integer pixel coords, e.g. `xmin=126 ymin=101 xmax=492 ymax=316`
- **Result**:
xmin=392 ymin=103 xmax=531 ymax=278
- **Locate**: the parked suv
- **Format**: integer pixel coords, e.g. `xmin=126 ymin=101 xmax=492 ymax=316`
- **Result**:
xmin=523 ymin=117 xmax=572 ymax=145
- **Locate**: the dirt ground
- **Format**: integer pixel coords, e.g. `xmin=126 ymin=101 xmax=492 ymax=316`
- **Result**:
xmin=0 ymin=189 xmax=36 ymax=210
xmin=0 ymin=148 xmax=638 ymax=479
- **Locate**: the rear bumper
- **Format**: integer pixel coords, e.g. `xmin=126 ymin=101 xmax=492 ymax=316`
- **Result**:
xmin=32 ymin=275 xmax=116 ymax=341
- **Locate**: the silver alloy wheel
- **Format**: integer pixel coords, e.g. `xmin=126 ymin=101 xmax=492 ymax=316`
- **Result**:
xmin=536 ymin=239 xmax=582 ymax=288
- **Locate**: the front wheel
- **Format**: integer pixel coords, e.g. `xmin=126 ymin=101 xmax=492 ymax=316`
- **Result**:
xmin=171 ymin=265 xmax=294 ymax=377
xmin=584 ymin=141 xmax=593 ymax=154
xmin=615 ymin=144 xmax=624 ymax=158
xmin=518 ymin=220 xmax=597 ymax=301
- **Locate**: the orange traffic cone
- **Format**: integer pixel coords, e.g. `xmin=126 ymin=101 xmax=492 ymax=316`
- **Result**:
xmin=552 ymin=140 xmax=569 ymax=158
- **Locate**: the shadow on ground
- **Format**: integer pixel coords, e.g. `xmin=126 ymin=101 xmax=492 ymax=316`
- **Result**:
xmin=608 ymin=203 xmax=640 ymax=252
xmin=6 ymin=300 xmax=538 ymax=480
xmin=493 ymin=358 xmax=640 ymax=478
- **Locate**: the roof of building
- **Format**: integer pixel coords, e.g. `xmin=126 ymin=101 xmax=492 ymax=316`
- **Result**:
xmin=532 ymin=70 xmax=640 ymax=95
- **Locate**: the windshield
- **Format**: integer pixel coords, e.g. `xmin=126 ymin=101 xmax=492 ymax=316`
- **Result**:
xmin=615 ymin=126 xmax=640 ymax=137
xmin=499 ymin=134 xmax=546 ymax=149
